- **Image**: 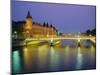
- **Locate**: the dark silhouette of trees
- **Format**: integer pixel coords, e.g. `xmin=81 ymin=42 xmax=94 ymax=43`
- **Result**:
xmin=91 ymin=28 xmax=96 ymax=36
xmin=86 ymin=28 xmax=96 ymax=36
xmin=86 ymin=30 xmax=91 ymax=35
xmin=12 ymin=20 xmax=25 ymax=36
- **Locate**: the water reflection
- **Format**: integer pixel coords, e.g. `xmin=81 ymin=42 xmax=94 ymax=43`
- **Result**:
xmin=23 ymin=46 xmax=39 ymax=72
xmin=49 ymin=47 xmax=60 ymax=71
xmin=12 ymin=51 xmax=21 ymax=73
xmin=12 ymin=40 xmax=96 ymax=74
xmin=76 ymin=47 xmax=83 ymax=69
xmin=37 ymin=45 xmax=49 ymax=71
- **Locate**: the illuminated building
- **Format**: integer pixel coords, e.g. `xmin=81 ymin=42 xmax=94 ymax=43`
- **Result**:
xmin=24 ymin=11 xmax=57 ymax=38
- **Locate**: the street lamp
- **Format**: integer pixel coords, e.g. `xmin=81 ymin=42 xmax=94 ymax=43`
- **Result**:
xmin=13 ymin=31 xmax=17 ymax=39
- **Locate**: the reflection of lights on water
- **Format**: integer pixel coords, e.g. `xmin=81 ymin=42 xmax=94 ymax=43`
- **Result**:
xmin=51 ymin=47 xmax=54 ymax=53
xmin=24 ymin=47 xmax=28 ymax=52
xmin=90 ymin=46 xmax=95 ymax=60
xmin=65 ymin=46 xmax=69 ymax=49
xmin=13 ymin=51 xmax=21 ymax=72
xmin=49 ymin=47 xmax=60 ymax=70
xmin=38 ymin=45 xmax=48 ymax=51
xmin=23 ymin=47 xmax=29 ymax=66
xmin=23 ymin=47 xmax=36 ymax=70
xmin=23 ymin=47 xmax=28 ymax=57
xmin=76 ymin=47 xmax=83 ymax=70
xmin=37 ymin=45 xmax=49 ymax=69
xmin=91 ymin=46 xmax=95 ymax=51
xmin=65 ymin=46 xmax=69 ymax=52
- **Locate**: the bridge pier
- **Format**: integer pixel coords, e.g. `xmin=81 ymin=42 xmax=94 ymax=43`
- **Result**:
xmin=25 ymin=40 xmax=28 ymax=46
xmin=77 ymin=42 xmax=80 ymax=47
xmin=49 ymin=39 xmax=60 ymax=46
xmin=88 ymin=39 xmax=96 ymax=47
xmin=77 ymin=39 xmax=81 ymax=47
xmin=77 ymin=39 xmax=85 ymax=47
xmin=50 ymin=39 xmax=54 ymax=46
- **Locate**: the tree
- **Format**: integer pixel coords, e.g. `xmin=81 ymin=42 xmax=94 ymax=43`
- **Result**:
xmin=86 ymin=29 xmax=91 ymax=35
xmin=91 ymin=28 xmax=96 ymax=36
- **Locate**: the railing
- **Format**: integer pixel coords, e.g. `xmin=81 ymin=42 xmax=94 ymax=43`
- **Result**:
xmin=25 ymin=35 xmax=95 ymax=41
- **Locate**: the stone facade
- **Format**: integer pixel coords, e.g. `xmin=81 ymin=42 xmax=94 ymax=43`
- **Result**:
xmin=24 ymin=11 xmax=57 ymax=38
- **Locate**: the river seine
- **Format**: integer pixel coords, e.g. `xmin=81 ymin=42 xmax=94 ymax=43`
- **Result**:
xmin=12 ymin=40 xmax=96 ymax=74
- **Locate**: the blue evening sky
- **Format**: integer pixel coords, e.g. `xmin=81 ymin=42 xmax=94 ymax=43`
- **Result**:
xmin=12 ymin=1 xmax=96 ymax=33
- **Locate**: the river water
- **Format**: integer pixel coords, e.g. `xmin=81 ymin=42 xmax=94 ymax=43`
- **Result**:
xmin=12 ymin=40 xmax=96 ymax=74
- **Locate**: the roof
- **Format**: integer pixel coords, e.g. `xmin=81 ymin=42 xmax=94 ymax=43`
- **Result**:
xmin=26 ymin=11 xmax=32 ymax=18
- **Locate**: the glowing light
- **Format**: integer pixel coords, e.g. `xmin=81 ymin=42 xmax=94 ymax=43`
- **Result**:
xmin=49 ymin=47 xmax=60 ymax=70
xmin=38 ymin=45 xmax=49 ymax=69
xmin=78 ymin=38 xmax=81 ymax=42
xmin=24 ymin=47 xmax=28 ymax=52
xmin=89 ymin=34 xmax=92 ymax=36
xmin=12 ymin=51 xmax=21 ymax=72
xmin=76 ymin=47 xmax=83 ymax=69
xmin=51 ymin=39 xmax=53 ymax=42
xmin=26 ymin=30 xmax=29 ymax=33
xmin=14 ymin=31 xmax=17 ymax=34
xmin=65 ymin=46 xmax=69 ymax=52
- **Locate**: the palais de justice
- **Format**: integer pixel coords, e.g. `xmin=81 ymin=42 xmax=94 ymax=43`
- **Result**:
xmin=12 ymin=11 xmax=58 ymax=38
xmin=24 ymin=11 xmax=57 ymax=38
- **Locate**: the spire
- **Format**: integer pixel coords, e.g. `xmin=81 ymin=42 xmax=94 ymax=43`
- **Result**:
xmin=26 ymin=11 xmax=32 ymax=18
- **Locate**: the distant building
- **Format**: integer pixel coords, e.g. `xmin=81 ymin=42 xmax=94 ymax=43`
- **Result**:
xmin=23 ymin=11 xmax=57 ymax=38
